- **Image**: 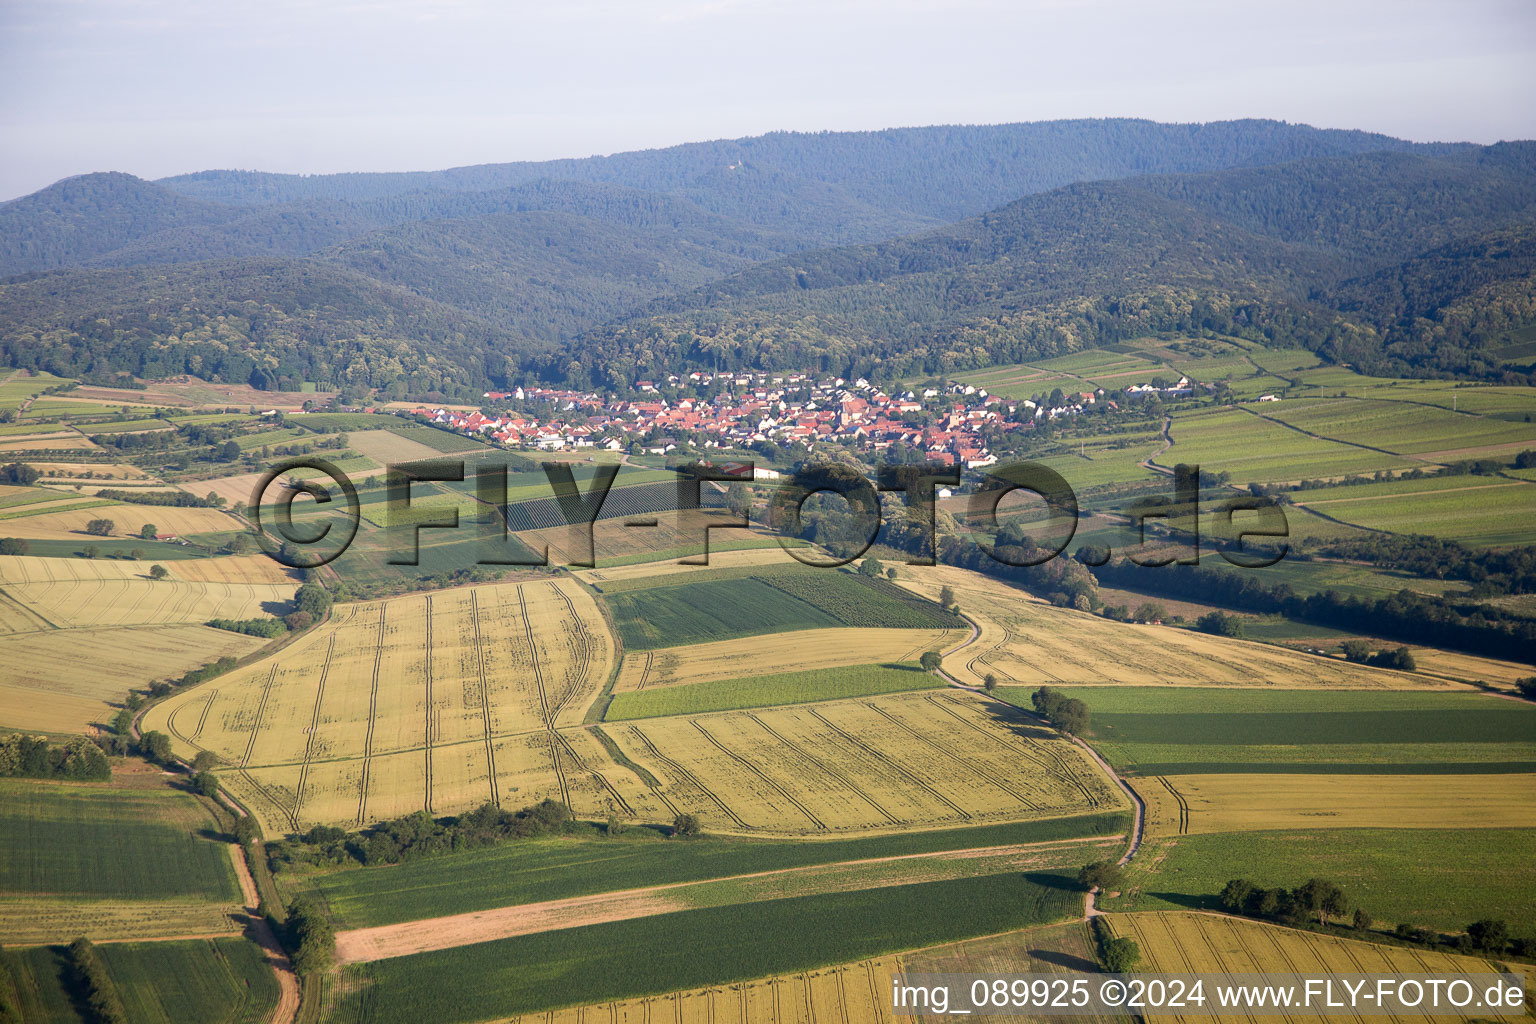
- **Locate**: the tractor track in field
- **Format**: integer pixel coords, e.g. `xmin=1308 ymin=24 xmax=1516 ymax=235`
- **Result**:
xmin=471 ymin=590 xmax=503 ymax=808
xmin=616 ymin=725 xmax=694 ymax=820
xmin=929 ymin=692 xmax=1103 ymax=807
xmin=743 ymin=711 xmax=900 ymax=826
xmin=516 ymin=586 xmax=570 ymax=808
xmin=1157 ymin=775 xmax=1191 ymax=835
xmin=239 ymin=666 xmax=278 ymax=770
xmin=551 ymin=729 xmax=635 ymax=817
xmin=293 ymin=633 xmax=336 ymax=824
xmin=690 ymin=718 xmax=828 ymax=831
xmin=805 ymin=707 xmax=972 ymax=821
xmin=355 ymin=605 xmax=386 ymax=826
xmin=863 ymin=700 xmax=1038 ymax=809
xmin=547 ymin=582 xmax=592 ymax=723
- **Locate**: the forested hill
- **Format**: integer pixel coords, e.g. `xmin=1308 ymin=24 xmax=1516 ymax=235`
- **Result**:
xmin=0 ymin=120 xmax=1530 ymax=396
xmin=542 ymin=144 xmax=1536 ymax=388
xmin=155 ymin=119 xmax=1458 ymax=228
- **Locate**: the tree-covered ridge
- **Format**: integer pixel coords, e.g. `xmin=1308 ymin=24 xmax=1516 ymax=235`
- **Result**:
xmin=0 ymin=123 xmax=1530 ymax=393
xmin=540 ymin=146 xmax=1536 ymax=386
xmin=155 ymin=118 xmax=1458 ymax=220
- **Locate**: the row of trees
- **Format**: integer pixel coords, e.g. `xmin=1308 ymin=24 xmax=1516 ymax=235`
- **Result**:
xmin=0 ymin=734 xmax=109 ymax=781
xmin=273 ymin=798 xmax=577 ymax=869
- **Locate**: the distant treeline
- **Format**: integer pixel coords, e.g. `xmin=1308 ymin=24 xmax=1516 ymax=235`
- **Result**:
xmin=1091 ymin=559 xmax=1536 ymax=662
xmin=94 ymin=488 xmax=219 ymax=507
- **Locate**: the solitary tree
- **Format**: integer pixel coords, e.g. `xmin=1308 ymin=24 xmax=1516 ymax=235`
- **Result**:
xmin=193 ymin=770 xmax=219 ymax=798
xmin=1352 ymin=908 xmax=1373 ymax=931
xmin=234 ymin=816 xmax=260 ymax=847
xmin=1101 ymin=936 xmax=1140 ymax=973
xmin=1341 ymin=640 xmax=1371 ymax=663
xmin=1466 ymin=919 xmax=1509 ymax=953
xmin=85 ymin=518 xmax=115 ymax=537
xmin=671 ymin=812 xmax=702 ymax=838
xmin=1517 ymin=677 xmax=1536 ymax=700
xmin=919 ymin=650 xmax=943 ymax=673
xmin=149 ymin=564 xmax=169 ymax=580
xmin=139 ymin=730 xmax=171 ymax=764
xmin=938 ymin=585 xmax=956 ymax=610
xmin=192 ymin=750 xmax=218 ymax=772
xmin=983 ymin=673 xmax=998 ymax=693
xmin=140 ymin=523 xmax=157 ymax=540
xmin=1078 ymin=859 xmax=1122 ymax=892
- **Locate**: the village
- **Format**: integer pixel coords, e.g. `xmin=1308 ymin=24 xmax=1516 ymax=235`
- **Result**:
xmin=405 ymin=370 xmax=1195 ymax=466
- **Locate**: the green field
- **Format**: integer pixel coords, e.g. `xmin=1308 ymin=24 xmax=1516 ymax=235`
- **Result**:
xmin=1161 ymin=406 xmax=1415 ymax=483
xmin=326 ymin=871 xmax=1084 ymax=1024
xmin=1109 ymin=828 xmax=1536 ymax=932
xmin=996 ymin=688 xmax=1536 ymax=775
xmin=1262 ymin=397 xmax=1536 ymax=457
xmin=1293 ymin=477 xmax=1536 ymax=546
xmin=604 ymin=570 xmax=962 ymax=649
xmin=0 ymin=371 xmax=74 ymax=411
xmin=604 ymin=663 xmax=945 ymax=720
xmin=0 ymin=781 xmax=238 ymax=900
xmin=285 ymin=813 xmax=1126 ymax=930
xmin=0 ymin=938 xmax=277 ymax=1024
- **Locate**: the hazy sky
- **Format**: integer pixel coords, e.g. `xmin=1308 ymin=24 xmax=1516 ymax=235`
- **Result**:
xmin=2 ymin=0 xmax=1534 ymax=200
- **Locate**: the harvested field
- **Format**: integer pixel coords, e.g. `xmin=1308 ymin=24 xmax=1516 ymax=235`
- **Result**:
xmin=165 ymin=555 xmax=298 ymax=585
xmin=0 ymin=502 xmax=238 ymax=540
xmin=1407 ymin=648 xmax=1536 ymax=690
xmin=344 ymin=428 xmax=455 ymax=465
xmin=0 ymin=577 xmax=294 ymax=632
xmin=1105 ymin=911 xmax=1524 ymax=1023
xmin=0 ymin=625 xmax=266 ymax=734
xmin=897 ymin=564 xmax=1451 ymax=689
xmin=1139 ymin=773 xmax=1536 ymax=836
xmin=612 ymin=627 xmax=965 ymax=692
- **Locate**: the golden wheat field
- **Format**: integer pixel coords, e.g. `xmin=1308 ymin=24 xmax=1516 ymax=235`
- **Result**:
xmin=502 ymin=958 xmax=904 ymax=1024
xmin=1139 ymin=773 xmax=1536 ymax=837
xmin=597 ymin=690 xmax=1127 ymax=836
xmin=1407 ymin=648 xmax=1536 ymax=690
xmin=897 ymin=565 xmax=1452 ymax=690
xmin=165 ymin=554 xmax=298 ymax=585
xmin=345 ymin=428 xmax=454 ymax=465
xmin=141 ymin=577 xmax=1125 ymax=836
xmin=1105 ymin=911 xmax=1524 ymax=1024
xmin=612 ymin=626 xmax=968 ymax=692
xmin=142 ymin=578 xmax=618 ymax=831
xmin=0 ymin=577 xmax=295 ymax=631
xmin=0 ymin=625 xmax=267 ymax=733
xmin=0 ymin=503 xmax=238 ymax=540
xmin=0 ymin=897 xmax=245 ymax=945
